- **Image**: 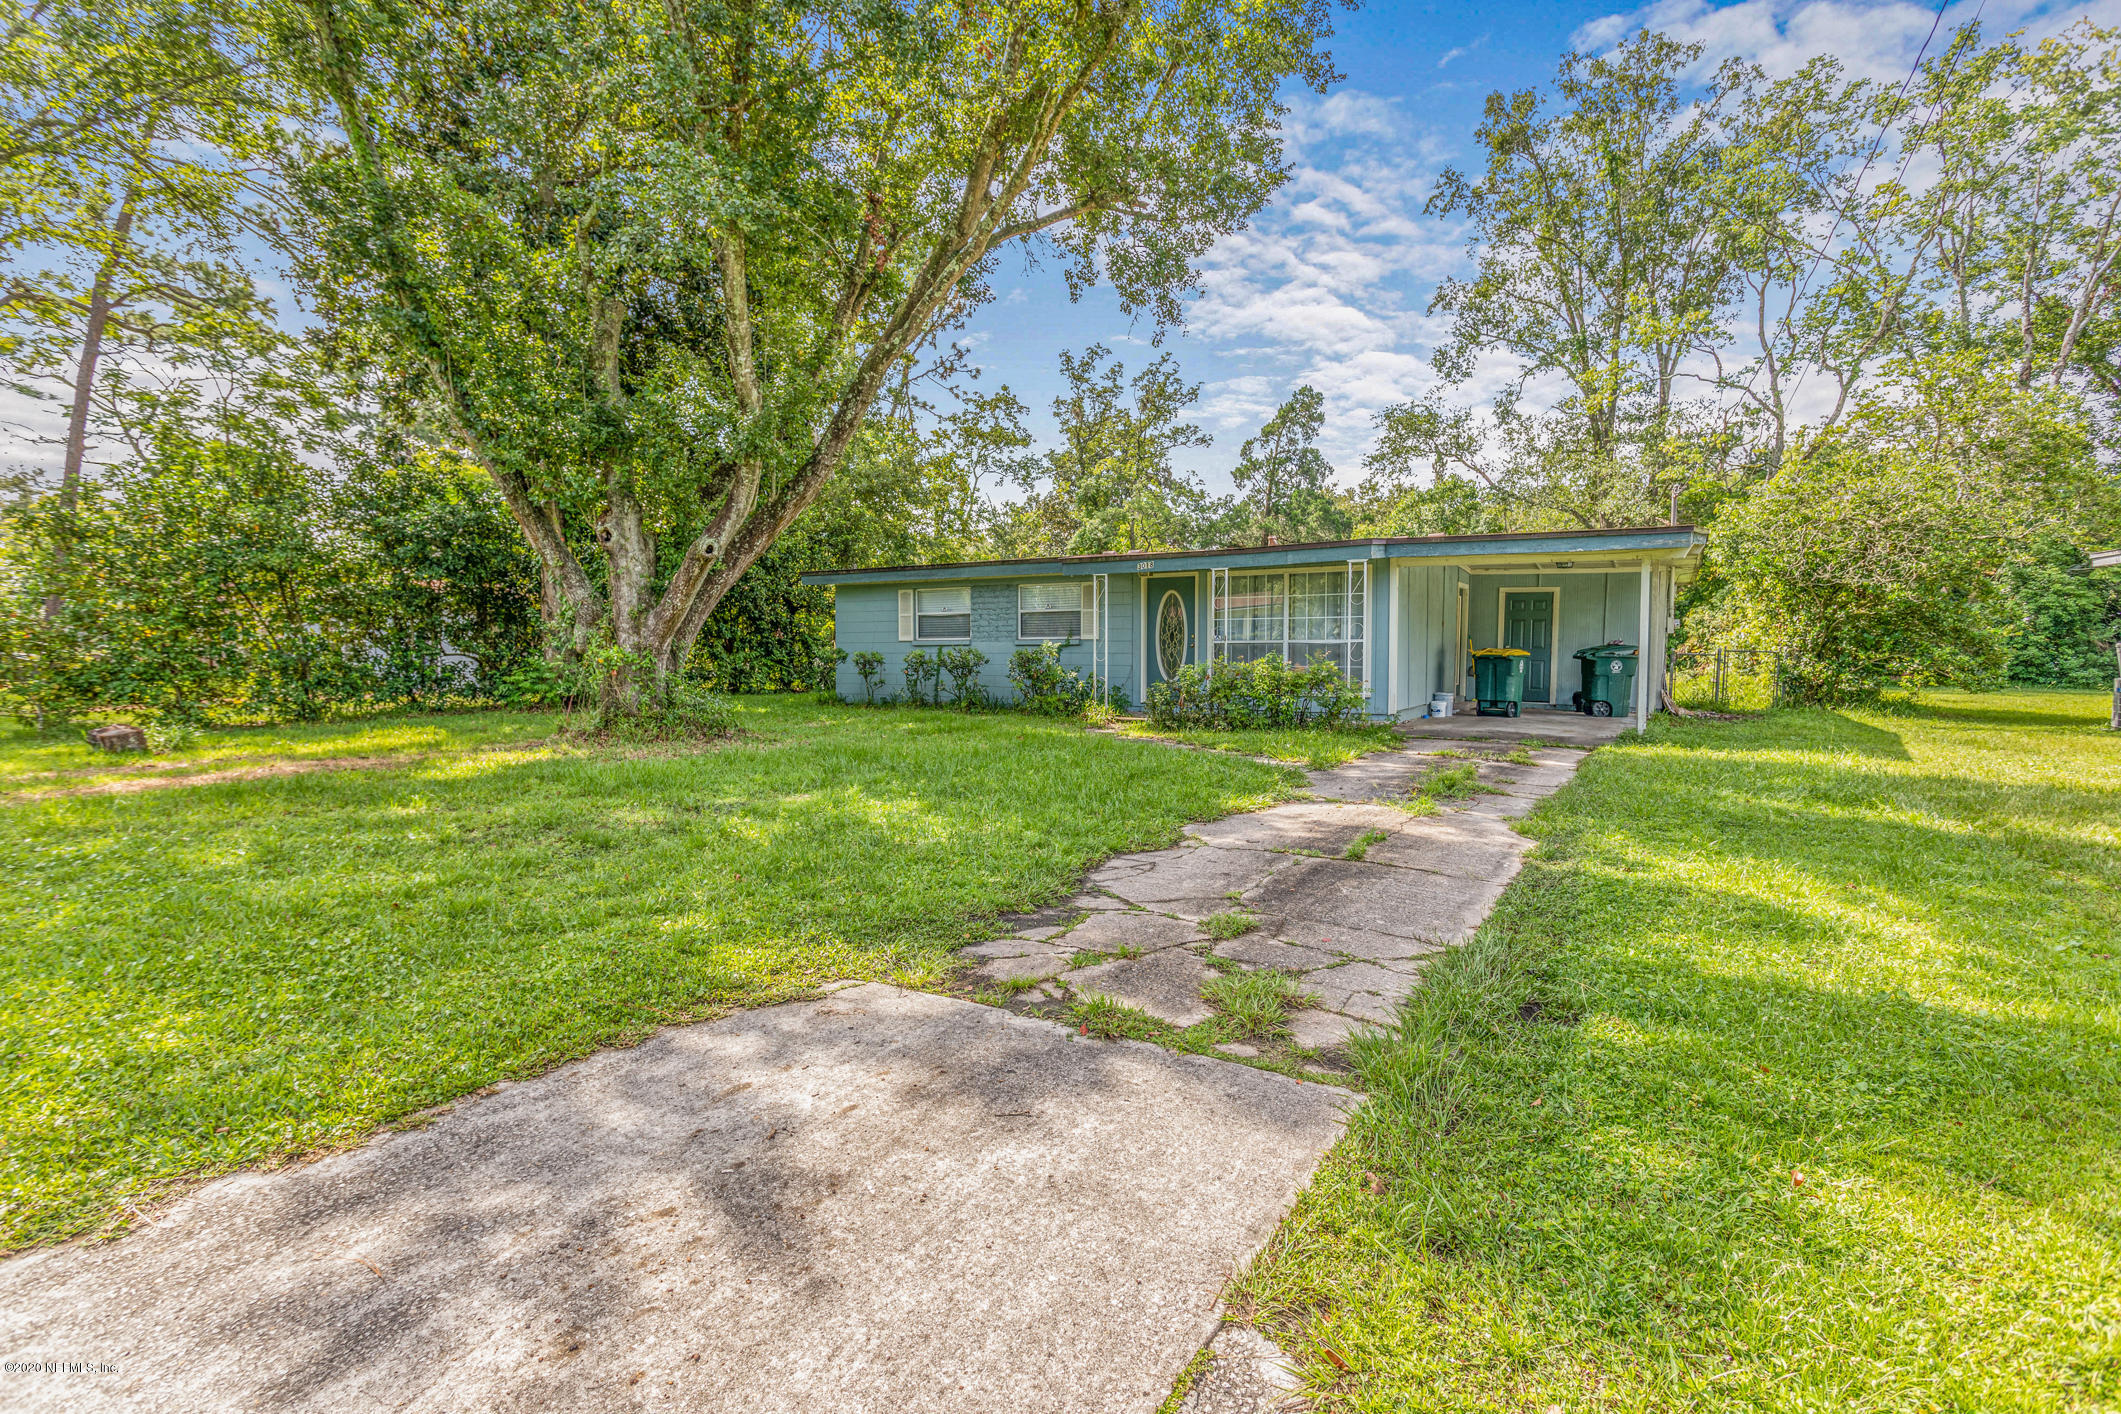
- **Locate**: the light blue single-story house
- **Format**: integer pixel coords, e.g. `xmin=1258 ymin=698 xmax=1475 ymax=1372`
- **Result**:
xmin=800 ymin=525 xmax=1705 ymax=729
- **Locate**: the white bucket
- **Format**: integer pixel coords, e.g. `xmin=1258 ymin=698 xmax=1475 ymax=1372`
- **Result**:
xmin=1429 ymin=693 xmax=1454 ymax=718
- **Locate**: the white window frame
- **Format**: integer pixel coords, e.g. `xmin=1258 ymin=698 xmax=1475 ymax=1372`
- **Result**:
xmin=1207 ymin=561 xmax=1371 ymax=698
xmin=1016 ymin=582 xmax=1096 ymax=642
xmin=1091 ymin=573 xmax=1110 ymax=703
xmin=912 ymin=585 xmax=973 ymax=643
xmin=1347 ymin=558 xmax=1371 ymax=699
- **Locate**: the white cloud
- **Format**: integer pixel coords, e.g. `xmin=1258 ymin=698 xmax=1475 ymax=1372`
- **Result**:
xmin=1173 ymin=1 xmax=2121 ymax=486
xmin=1181 ymin=91 xmax=1469 ymax=474
xmin=1437 ymin=32 xmax=1490 ymax=68
xmin=1575 ymin=0 xmax=2121 ymax=82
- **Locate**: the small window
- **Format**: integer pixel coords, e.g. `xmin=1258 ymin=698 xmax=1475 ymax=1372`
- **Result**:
xmin=915 ymin=586 xmax=971 ymax=641
xmin=1018 ymin=583 xmax=1083 ymax=640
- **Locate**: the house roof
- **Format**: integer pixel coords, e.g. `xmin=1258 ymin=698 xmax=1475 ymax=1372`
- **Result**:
xmin=798 ymin=525 xmax=1706 ymax=586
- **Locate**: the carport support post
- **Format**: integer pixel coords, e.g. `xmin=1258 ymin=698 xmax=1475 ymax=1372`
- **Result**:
xmin=1636 ymin=562 xmax=1652 ymax=732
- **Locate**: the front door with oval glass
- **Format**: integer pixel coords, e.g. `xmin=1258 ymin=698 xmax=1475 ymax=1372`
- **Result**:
xmin=1146 ymin=576 xmax=1196 ymax=687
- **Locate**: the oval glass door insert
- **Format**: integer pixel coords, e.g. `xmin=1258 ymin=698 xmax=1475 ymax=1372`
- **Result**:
xmin=1156 ymin=590 xmax=1188 ymax=680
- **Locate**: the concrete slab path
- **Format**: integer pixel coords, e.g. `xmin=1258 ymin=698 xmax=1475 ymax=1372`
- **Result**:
xmin=971 ymin=743 xmax=1589 ymax=1055
xmin=1397 ymin=707 xmax=1627 ymax=747
xmin=0 ymin=986 xmax=1349 ymax=1414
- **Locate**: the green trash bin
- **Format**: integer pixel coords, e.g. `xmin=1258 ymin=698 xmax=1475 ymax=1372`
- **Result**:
xmin=1572 ymin=642 xmax=1638 ymax=717
xmin=1470 ymin=648 xmax=1530 ymax=717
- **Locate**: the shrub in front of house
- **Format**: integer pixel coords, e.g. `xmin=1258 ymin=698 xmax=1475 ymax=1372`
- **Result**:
xmin=1006 ymin=641 xmax=1126 ymax=717
xmin=1144 ymin=656 xmax=1366 ymax=731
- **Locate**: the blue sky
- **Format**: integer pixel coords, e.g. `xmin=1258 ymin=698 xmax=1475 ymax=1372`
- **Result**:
xmin=963 ymin=0 xmax=2121 ymax=494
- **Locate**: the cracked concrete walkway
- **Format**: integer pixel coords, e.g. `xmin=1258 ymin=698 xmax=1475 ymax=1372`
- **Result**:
xmin=967 ymin=744 xmax=1587 ymax=1059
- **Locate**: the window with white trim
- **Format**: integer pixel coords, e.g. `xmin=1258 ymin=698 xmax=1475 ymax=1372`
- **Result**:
xmin=1210 ymin=562 xmax=1369 ymax=690
xmin=914 ymin=586 xmax=971 ymax=642
xmin=1018 ymin=583 xmax=1088 ymax=640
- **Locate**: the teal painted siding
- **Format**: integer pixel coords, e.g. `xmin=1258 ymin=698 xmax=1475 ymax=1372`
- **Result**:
xmin=1392 ymin=562 xmax=1463 ymax=715
xmin=806 ymin=529 xmax=1698 ymax=723
xmin=1465 ymin=572 xmax=1643 ymax=711
xmin=829 ymin=577 xmax=1143 ymax=707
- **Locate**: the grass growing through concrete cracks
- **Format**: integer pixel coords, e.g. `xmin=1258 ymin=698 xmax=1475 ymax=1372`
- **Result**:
xmin=1204 ymin=909 xmax=1263 ymax=940
xmin=1343 ymin=828 xmax=1388 ymax=861
xmin=1202 ymin=970 xmax=1316 ymax=1039
xmin=1415 ymin=762 xmax=1501 ymax=801
xmin=1156 ymin=1345 xmax=1217 ymax=1414
xmin=973 ymin=975 xmax=1046 ymax=1006
xmin=1428 ymin=746 xmax=1534 ymax=766
xmin=1069 ymin=994 xmax=1174 ymax=1042
xmin=1067 ymin=943 xmax=1146 ymax=967
xmin=1236 ymin=690 xmax=2121 ymax=1411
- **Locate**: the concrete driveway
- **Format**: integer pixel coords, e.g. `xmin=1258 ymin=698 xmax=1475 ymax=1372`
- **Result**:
xmin=0 ymin=986 xmax=1348 ymax=1414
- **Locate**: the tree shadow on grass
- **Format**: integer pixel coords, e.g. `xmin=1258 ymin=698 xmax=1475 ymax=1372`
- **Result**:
xmin=1645 ymin=707 xmax=1915 ymax=760
xmin=0 ymin=718 xmax=1296 ymax=1249
xmin=1875 ymin=690 xmax=2115 ymax=732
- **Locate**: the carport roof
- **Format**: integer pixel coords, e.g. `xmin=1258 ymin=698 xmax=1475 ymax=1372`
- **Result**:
xmin=798 ymin=525 xmax=1706 ymax=585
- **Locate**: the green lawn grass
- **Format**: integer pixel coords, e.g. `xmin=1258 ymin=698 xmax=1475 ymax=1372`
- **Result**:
xmin=1113 ymin=721 xmax=1402 ymax=769
xmin=0 ymin=697 xmax=1297 ymax=1250
xmin=1239 ymin=690 xmax=2121 ymax=1412
xmin=0 ymin=709 xmax=563 ymax=799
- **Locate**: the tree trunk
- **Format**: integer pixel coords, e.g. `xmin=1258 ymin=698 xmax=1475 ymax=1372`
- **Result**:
xmin=43 ymin=190 xmax=136 ymax=619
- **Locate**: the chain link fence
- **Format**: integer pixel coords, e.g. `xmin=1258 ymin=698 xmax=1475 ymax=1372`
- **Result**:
xmin=1666 ymin=648 xmax=1783 ymax=712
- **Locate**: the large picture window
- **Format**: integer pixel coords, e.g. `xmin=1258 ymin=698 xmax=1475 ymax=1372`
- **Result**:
xmin=1210 ymin=562 xmax=1368 ymax=687
xmin=1018 ymin=583 xmax=1087 ymax=640
xmin=914 ymin=586 xmax=972 ymax=641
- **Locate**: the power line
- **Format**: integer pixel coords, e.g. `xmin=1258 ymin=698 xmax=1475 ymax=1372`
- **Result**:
xmin=1725 ymin=0 xmax=1965 ymax=444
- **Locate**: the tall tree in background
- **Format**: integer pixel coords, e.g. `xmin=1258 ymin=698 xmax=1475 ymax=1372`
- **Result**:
xmin=998 ymin=342 xmax=1214 ymax=554
xmin=1230 ymin=384 xmax=1345 ymax=544
xmin=0 ymin=0 xmax=265 ymax=613
xmin=279 ymin=0 xmax=1338 ymax=716
xmin=1384 ymin=30 xmax=1754 ymax=527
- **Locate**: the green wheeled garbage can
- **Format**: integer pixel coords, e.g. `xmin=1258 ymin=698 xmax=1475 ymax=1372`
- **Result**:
xmin=1572 ymin=642 xmax=1638 ymax=717
xmin=1470 ymin=647 xmax=1530 ymax=717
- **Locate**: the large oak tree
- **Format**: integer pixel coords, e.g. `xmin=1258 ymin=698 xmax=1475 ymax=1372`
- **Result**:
xmin=279 ymin=0 xmax=1339 ymax=710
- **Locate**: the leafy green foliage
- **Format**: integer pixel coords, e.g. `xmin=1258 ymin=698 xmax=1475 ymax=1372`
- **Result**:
xmin=1145 ymin=656 xmax=1368 ymax=731
xmin=1 ymin=422 xmax=366 ymax=725
xmin=899 ymin=650 xmax=937 ymax=707
xmin=279 ymin=0 xmax=1342 ymax=699
xmin=0 ymin=417 xmax=547 ymax=727
xmin=936 ymin=647 xmax=991 ymax=707
xmin=1710 ymin=365 xmax=2115 ymax=702
xmin=851 ymin=652 xmax=886 ymax=704
xmin=2000 ymin=543 xmax=2121 ymax=687
xmin=1231 ymin=385 xmax=1349 ymax=546
xmin=336 ymin=448 xmax=544 ymax=702
xmin=1006 ymin=640 xmax=1119 ymax=718
xmin=994 ymin=342 xmax=1220 ymax=555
